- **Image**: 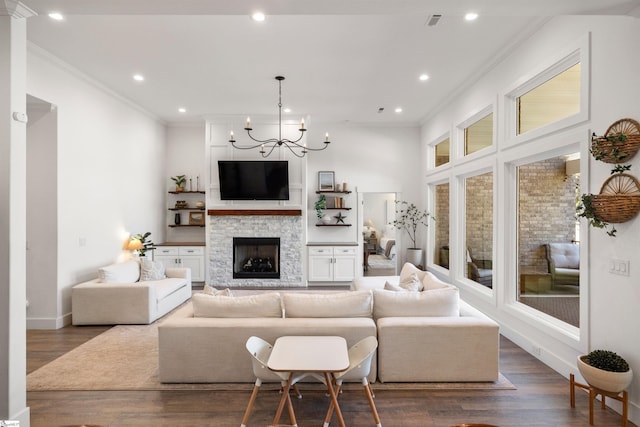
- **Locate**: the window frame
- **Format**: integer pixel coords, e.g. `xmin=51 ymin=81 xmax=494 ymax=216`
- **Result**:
xmin=455 ymin=103 xmax=497 ymax=164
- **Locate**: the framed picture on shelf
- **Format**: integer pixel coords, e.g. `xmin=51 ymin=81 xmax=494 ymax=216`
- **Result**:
xmin=189 ymin=211 xmax=205 ymax=226
xmin=318 ymin=171 xmax=335 ymax=191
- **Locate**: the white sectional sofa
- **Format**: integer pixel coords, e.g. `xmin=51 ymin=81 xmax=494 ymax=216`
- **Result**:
xmin=72 ymin=258 xmax=192 ymax=325
xmin=158 ymin=264 xmax=500 ymax=384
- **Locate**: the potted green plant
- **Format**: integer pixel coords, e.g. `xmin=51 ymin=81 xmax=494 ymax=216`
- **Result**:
xmin=391 ymin=200 xmax=433 ymax=266
xmin=577 ymin=193 xmax=617 ymax=237
xmin=170 ymin=175 xmax=186 ymax=192
xmin=577 ymin=349 xmax=633 ymax=393
xmin=315 ymin=194 xmax=331 ymax=224
xmin=590 ymin=118 xmax=640 ymax=164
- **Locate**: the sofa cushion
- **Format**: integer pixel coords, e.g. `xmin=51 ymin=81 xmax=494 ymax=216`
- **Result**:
xmin=384 ymin=281 xmax=405 ymax=292
xmin=372 ymin=286 xmax=459 ymax=320
xmin=399 ymin=262 xmax=428 ymax=283
xmin=283 ymin=291 xmax=372 ymax=318
xmin=140 ymin=258 xmax=166 ymax=281
xmin=98 ymin=260 xmax=140 ymax=284
xmin=202 ymin=284 xmax=233 ymax=296
xmin=549 ymin=243 xmax=579 ymax=269
xmin=154 ymin=278 xmax=189 ymax=302
xmin=192 ymin=292 xmax=283 ymax=318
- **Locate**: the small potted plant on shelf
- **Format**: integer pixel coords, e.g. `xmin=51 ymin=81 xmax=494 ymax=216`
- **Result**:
xmin=170 ymin=175 xmax=186 ymax=192
xmin=577 ymin=349 xmax=633 ymax=393
xmin=314 ymin=194 xmax=331 ymax=224
xmin=391 ymin=200 xmax=433 ymax=266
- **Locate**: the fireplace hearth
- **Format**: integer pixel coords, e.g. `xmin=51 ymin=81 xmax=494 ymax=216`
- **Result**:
xmin=233 ymin=237 xmax=280 ymax=279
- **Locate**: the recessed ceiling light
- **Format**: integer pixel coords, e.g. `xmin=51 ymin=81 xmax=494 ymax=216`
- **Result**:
xmin=419 ymin=74 xmax=430 ymax=81
xmin=251 ymin=12 xmax=266 ymax=22
xmin=283 ymin=108 xmax=291 ymax=113
xmin=465 ymin=12 xmax=478 ymax=21
xmin=178 ymin=108 xmax=186 ymax=113
xmin=395 ymin=107 xmax=403 ymax=113
xmin=133 ymin=74 xmax=145 ymax=82
xmin=48 ymin=12 xmax=64 ymax=20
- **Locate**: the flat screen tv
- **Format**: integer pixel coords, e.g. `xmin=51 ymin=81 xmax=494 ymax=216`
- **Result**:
xmin=218 ymin=160 xmax=290 ymax=200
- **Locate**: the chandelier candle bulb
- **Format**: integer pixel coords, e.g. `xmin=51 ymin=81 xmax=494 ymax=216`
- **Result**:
xmin=300 ymin=118 xmax=305 ymax=129
xmin=325 ymin=132 xmax=329 ymax=142
xmin=246 ymin=117 xmax=251 ymax=128
xmin=229 ymin=130 xmax=234 ymax=140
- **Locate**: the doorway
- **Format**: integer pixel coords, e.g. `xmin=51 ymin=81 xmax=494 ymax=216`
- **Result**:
xmin=359 ymin=192 xmax=398 ymax=277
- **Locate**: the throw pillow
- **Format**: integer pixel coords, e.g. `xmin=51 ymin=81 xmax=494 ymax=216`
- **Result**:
xmin=399 ymin=272 xmax=423 ymax=291
xmin=422 ymin=271 xmax=450 ymax=290
xmin=283 ymin=291 xmax=373 ymax=318
xmin=384 ymin=281 xmax=406 ymax=292
xmin=98 ymin=260 xmax=140 ymax=283
xmin=399 ymin=262 xmax=427 ymax=283
xmin=139 ymin=258 xmax=167 ymax=281
xmin=202 ymin=284 xmax=233 ymax=296
xmin=192 ymin=292 xmax=283 ymax=318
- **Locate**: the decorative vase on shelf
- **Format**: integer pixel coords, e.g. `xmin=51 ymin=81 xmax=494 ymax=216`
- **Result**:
xmin=321 ymin=214 xmax=333 ymax=225
xmin=406 ymin=248 xmax=423 ymax=267
xmin=174 ymin=213 xmax=181 ymax=225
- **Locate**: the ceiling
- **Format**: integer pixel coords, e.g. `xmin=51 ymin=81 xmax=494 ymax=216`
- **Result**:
xmin=21 ymin=0 xmax=640 ymax=125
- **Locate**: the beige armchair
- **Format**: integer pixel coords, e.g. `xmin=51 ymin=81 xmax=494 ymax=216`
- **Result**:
xmin=467 ymin=248 xmax=493 ymax=287
xmin=545 ymin=243 xmax=579 ymax=287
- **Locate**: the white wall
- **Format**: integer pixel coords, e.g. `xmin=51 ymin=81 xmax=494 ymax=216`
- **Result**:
xmin=26 ymin=46 xmax=167 ymax=327
xmin=305 ymin=122 xmax=421 ymax=258
xmin=165 ymin=123 xmax=206 ymax=243
xmin=421 ymin=15 xmax=640 ymax=423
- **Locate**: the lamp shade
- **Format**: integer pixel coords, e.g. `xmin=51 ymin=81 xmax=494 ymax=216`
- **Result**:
xmin=126 ymin=238 xmax=143 ymax=251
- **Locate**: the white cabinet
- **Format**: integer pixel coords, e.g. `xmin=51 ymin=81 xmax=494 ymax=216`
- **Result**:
xmin=308 ymin=245 xmax=357 ymax=283
xmin=154 ymin=245 xmax=205 ymax=283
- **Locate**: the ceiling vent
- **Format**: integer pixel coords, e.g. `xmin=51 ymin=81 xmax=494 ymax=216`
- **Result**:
xmin=426 ymin=14 xmax=442 ymax=26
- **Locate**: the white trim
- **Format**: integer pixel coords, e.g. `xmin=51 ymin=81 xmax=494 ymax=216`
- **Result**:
xmin=502 ymin=33 xmax=590 ymax=147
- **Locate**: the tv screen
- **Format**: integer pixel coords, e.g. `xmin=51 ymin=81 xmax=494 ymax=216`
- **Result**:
xmin=218 ymin=161 xmax=290 ymax=200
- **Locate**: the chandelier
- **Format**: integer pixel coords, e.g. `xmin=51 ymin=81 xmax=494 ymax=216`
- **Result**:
xmin=229 ymin=76 xmax=331 ymax=158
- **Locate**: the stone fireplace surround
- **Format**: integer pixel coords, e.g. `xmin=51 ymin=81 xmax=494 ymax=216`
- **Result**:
xmin=208 ymin=210 xmax=304 ymax=288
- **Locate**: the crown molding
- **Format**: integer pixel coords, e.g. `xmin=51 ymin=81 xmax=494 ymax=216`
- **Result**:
xmin=0 ymin=1 xmax=37 ymax=18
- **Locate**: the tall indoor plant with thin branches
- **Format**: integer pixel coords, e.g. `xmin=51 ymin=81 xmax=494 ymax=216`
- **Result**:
xmin=391 ymin=200 xmax=433 ymax=266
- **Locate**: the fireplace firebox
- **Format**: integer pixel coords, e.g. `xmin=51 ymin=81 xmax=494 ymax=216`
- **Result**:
xmin=233 ymin=237 xmax=280 ymax=279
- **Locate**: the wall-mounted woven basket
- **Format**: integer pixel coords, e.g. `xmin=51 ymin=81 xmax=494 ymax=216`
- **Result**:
xmin=590 ymin=118 xmax=640 ymax=164
xmin=591 ymin=173 xmax=640 ymax=223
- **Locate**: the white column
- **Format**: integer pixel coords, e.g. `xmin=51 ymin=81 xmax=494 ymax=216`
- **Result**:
xmin=0 ymin=1 xmax=35 ymax=425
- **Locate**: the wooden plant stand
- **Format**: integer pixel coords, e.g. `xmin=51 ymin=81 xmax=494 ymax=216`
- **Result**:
xmin=570 ymin=373 xmax=628 ymax=426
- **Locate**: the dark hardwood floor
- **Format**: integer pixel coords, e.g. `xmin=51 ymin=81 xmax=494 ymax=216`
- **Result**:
xmin=26 ymin=327 xmax=633 ymax=427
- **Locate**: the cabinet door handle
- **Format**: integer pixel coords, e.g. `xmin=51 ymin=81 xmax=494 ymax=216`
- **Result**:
xmin=186 ymin=250 xmax=194 ymax=253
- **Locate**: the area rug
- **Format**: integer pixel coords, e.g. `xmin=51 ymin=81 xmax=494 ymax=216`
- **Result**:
xmin=27 ymin=311 xmax=515 ymax=392
xmin=519 ymin=295 xmax=579 ymax=327
xmin=367 ymin=254 xmax=395 ymax=270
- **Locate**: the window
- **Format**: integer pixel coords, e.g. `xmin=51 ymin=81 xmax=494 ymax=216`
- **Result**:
xmin=517 ymin=63 xmax=581 ymax=135
xmin=464 ymin=172 xmax=493 ymax=288
xmin=465 ymin=113 xmax=493 ymax=155
xmin=433 ymin=182 xmax=450 ymax=268
xmin=517 ymin=154 xmax=580 ymax=327
xmin=435 ymin=138 xmax=450 ymax=167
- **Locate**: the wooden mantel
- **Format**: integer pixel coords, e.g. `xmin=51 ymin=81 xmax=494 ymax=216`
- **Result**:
xmin=208 ymin=209 xmax=302 ymax=216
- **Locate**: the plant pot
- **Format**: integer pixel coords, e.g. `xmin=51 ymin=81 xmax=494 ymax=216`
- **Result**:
xmin=175 ymin=186 xmax=184 ymax=192
xmin=590 ymin=118 xmax=640 ymax=164
xmin=577 ymin=355 xmax=633 ymax=393
xmin=405 ymin=248 xmax=423 ymax=267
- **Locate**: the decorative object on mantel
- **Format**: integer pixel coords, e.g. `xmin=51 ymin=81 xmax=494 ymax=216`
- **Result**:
xmin=174 ymin=213 xmax=181 ymax=225
xmin=228 ymin=76 xmax=331 ymax=158
xmin=590 ymin=118 xmax=640 ymax=164
xmin=571 ymin=349 xmax=632 ymax=426
xmin=195 ymin=201 xmax=205 ymax=210
xmin=391 ymin=200 xmax=434 ymax=266
xmin=174 ymin=200 xmax=188 ymax=209
xmin=577 ymin=168 xmax=640 ymax=237
xmin=170 ymin=175 xmax=186 ymax=192
xmin=334 ymin=212 xmax=347 ymax=224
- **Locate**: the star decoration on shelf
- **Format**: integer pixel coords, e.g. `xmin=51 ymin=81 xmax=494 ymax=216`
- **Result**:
xmin=334 ymin=212 xmax=347 ymax=224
